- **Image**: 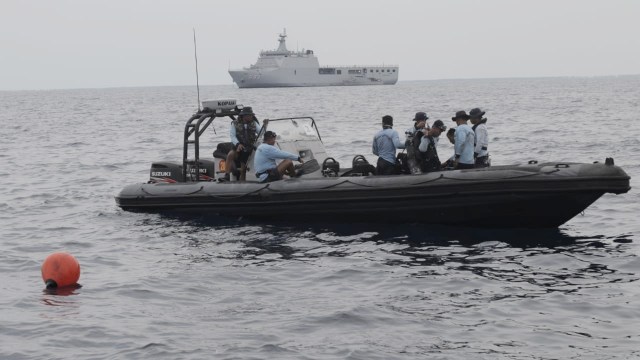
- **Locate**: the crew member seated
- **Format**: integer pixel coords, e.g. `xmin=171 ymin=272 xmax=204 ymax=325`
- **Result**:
xmin=254 ymin=131 xmax=304 ymax=182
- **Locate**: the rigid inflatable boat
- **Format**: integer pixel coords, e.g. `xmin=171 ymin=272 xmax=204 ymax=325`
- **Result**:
xmin=115 ymin=100 xmax=631 ymax=228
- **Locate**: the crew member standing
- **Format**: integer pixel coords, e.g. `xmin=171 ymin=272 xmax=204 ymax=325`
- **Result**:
xmin=372 ymin=115 xmax=405 ymax=175
xmin=405 ymin=111 xmax=429 ymax=140
xmin=451 ymin=110 xmax=475 ymax=169
xmin=404 ymin=111 xmax=428 ymax=174
xmin=469 ymin=107 xmax=489 ymax=167
xmin=417 ymin=120 xmax=447 ymax=172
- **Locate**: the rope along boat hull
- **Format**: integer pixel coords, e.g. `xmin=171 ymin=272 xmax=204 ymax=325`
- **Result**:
xmin=116 ymin=162 xmax=630 ymax=228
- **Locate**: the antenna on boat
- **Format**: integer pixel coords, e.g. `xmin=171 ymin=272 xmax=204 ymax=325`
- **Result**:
xmin=193 ymin=28 xmax=201 ymax=111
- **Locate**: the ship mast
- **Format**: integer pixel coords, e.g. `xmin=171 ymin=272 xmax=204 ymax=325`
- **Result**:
xmin=276 ymin=28 xmax=288 ymax=53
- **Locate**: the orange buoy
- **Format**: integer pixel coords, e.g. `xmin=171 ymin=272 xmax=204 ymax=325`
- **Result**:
xmin=41 ymin=252 xmax=81 ymax=289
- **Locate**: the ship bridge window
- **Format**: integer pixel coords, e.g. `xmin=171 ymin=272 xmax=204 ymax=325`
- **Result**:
xmin=393 ymin=69 xmax=396 ymax=72
xmin=348 ymin=69 xmax=361 ymax=74
xmin=319 ymin=68 xmax=336 ymax=75
xmin=337 ymin=70 xmax=341 ymax=74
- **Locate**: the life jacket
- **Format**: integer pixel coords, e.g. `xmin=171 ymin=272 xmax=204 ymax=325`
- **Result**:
xmin=418 ymin=135 xmax=441 ymax=172
xmin=233 ymin=119 xmax=258 ymax=147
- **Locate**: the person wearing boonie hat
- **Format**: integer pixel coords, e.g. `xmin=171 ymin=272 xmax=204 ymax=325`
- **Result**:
xmin=373 ymin=115 xmax=406 ymax=175
xmin=416 ymin=120 xmax=447 ymax=172
xmin=253 ymin=130 xmax=304 ymax=183
xmin=451 ymin=110 xmax=475 ymax=169
xmin=469 ymin=107 xmax=489 ymax=168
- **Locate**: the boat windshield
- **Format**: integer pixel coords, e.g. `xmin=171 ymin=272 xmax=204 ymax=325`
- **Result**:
xmin=261 ymin=117 xmax=321 ymax=142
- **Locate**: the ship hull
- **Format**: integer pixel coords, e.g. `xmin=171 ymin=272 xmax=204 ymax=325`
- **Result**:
xmin=229 ymin=67 xmax=398 ymax=88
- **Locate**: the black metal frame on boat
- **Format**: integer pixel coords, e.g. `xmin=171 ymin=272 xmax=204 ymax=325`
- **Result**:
xmin=182 ymin=105 xmax=324 ymax=183
xmin=182 ymin=106 xmax=237 ymax=182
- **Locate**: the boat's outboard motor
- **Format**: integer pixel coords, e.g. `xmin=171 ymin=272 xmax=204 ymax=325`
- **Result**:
xmin=150 ymin=162 xmax=184 ymax=183
xmin=187 ymin=159 xmax=217 ymax=181
xmin=322 ymin=157 xmax=340 ymax=177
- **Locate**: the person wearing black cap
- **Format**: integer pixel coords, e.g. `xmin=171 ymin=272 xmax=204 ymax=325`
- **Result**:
xmin=405 ymin=111 xmax=429 ymax=139
xmin=224 ymin=106 xmax=263 ymax=181
xmin=469 ymin=108 xmax=489 ymax=167
xmin=402 ymin=111 xmax=430 ymax=174
xmin=451 ymin=110 xmax=475 ymax=169
xmin=372 ymin=115 xmax=405 ymax=175
xmin=417 ymin=120 xmax=447 ymax=172
xmin=253 ymin=131 xmax=303 ymax=183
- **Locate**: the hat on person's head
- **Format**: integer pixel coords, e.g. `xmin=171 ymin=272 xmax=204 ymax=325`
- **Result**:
xmin=239 ymin=106 xmax=254 ymax=116
xmin=382 ymin=115 xmax=393 ymax=126
xmin=452 ymin=110 xmax=470 ymax=121
xmin=469 ymin=108 xmax=485 ymax=119
xmin=413 ymin=111 xmax=429 ymax=121
xmin=263 ymin=130 xmax=276 ymax=140
xmin=432 ymin=120 xmax=447 ymax=131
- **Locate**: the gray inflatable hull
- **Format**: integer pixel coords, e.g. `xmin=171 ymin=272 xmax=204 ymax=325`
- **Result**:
xmin=115 ymin=162 xmax=630 ymax=228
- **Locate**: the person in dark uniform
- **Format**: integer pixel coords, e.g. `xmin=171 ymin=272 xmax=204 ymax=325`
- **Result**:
xmin=403 ymin=111 xmax=429 ymax=174
xmin=417 ymin=120 xmax=447 ymax=172
xmin=225 ymin=107 xmax=262 ymax=181
xmin=405 ymin=111 xmax=429 ymax=140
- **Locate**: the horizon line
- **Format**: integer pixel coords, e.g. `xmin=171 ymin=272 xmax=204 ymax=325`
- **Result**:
xmin=2 ymin=73 xmax=639 ymax=92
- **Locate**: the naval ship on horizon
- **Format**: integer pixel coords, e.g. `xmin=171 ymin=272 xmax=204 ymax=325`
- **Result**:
xmin=228 ymin=30 xmax=399 ymax=88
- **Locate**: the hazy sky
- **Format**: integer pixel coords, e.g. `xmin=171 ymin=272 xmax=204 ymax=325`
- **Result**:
xmin=2 ymin=0 xmax=639 ymax=90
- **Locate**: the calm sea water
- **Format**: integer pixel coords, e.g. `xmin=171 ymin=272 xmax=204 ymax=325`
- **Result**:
xmin=1 ymin=77 xmax=639 ymax=359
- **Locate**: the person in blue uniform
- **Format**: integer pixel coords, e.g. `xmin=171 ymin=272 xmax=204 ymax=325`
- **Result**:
xmin=372 ymin=115 xmax=405 ymax=175
xmin=469 ymin=107 xmax=490 ymax=167
xmin=253 ymin=131 xmax=303 ymax=183
xmin=225 ymin=106 xmax=262 ymax=181
xmin=451 ymin=110 xmax=475 ymax=169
